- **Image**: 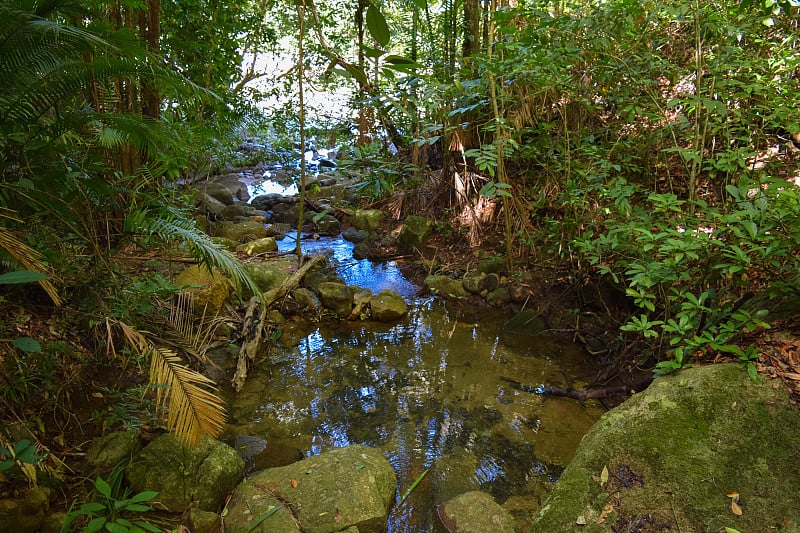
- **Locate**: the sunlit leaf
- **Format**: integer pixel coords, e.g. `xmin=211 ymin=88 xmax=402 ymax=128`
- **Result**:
xmin=600 ymin=465 xmax=609 ymax=486
xmin=731 ymin=499 xmax=743 ymax=515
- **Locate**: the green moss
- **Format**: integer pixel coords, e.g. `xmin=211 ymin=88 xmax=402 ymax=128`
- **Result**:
xmin=533 ymin=364 xmax=800 ymax=532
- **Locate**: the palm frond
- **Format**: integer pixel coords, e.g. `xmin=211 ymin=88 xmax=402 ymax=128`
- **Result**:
xmin=164 ymin=291 xmax=228 ymax=363
xmin=127 ymin=207 xmax=262 ymax=298
xmin=0 ymin=210 xmax=61 ymax=306
xmin=114 ymin=319 xmax=226 ymax=447
xmin=149 ymin=347 xmax=226 ymax=447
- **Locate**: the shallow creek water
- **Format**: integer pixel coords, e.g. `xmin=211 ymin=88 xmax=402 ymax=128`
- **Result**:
xmin=220 ymin=236 xmax=605 ymax=531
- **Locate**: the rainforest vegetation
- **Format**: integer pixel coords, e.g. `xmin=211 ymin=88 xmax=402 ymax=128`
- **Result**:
xmin=1 ymin=0 xmax=799 ymax=529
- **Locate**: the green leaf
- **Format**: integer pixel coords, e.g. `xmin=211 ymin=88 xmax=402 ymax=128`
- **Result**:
xmin=128 ymin=491 xmax=158 ymax=504
xmin=122 ymin=504 xmax=152 ymax=512
xmin=366 ymin=4 xmax=390 ymax=46
xmin=86 ymin=516 xmax=107 ymax=532
xmin=12 ymin=337 xmax=41 ymax=353
xmin=78 ymin=502 xmax=107 ymax=514
xmin=106 ymin=521 xmax=130 ymax=533
xmin=0 ymin=270 xmax=47 ymax=284
xmin=360 ymin=44 xmax=385 ymax=58
xmin=133 ymin=521 xmax=161 ymax=533
xmin=95 ymin=477 xmax=112 ymax=498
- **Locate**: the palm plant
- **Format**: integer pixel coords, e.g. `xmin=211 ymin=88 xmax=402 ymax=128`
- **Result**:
xmin=0 ymin=1 xmax=257 ymax=446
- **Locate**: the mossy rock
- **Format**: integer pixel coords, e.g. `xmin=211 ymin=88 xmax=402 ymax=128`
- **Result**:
xmin=533 ymin=363 xmax=800 ymax=532
xmin=438 ymin=491 xmax=516 ymax=533
xmin=370 ymin=289 xmax=408 ymax=322
xmin=175 ymin=265 xmax=234 ymax=314
xmin=424 ymin=275 xmax=468 ymax=299
xmin=236 ymin=237 xmax=278 ymax=256
xmin=126 ymin=434 xmax=245 ymax=513
xmin=316 ymin=281 xmax=354 ymax=317
xmin=213 ymin=220 xmax=268 ymax=242
xmin=352 ymin=209 xmax=385 ymax=231
xmin=223 ymin=445 xmax=396 ymax=533
xmin=398 ymin=215 xmax=434 ymax=250
xmin=0 ymin=487 xmax=51 ymax=533
xmin=82 ymin=431 xmax=142 ymax=478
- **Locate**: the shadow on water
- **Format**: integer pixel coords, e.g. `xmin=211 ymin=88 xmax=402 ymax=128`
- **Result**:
xmin=224 ymin=234 xmax=605 ymax=531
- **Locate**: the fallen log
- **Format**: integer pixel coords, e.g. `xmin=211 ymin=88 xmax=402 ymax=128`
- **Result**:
xmin=500 ymin=375 xmax=654 ymax=401
xmin=232 ymin=253 xmax=327 ymax=391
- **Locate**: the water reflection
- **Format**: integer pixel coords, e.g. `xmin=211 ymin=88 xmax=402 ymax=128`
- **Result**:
xmin=226 ymin=297 xmax=604 ymax=531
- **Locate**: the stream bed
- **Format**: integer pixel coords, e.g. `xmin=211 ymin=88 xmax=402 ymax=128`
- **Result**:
xmin=221 ymin=235 xmax=605 ymax=531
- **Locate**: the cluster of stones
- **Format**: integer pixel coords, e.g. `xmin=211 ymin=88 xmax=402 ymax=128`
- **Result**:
xmin=189 ymin=178 xmax=407 ymax=322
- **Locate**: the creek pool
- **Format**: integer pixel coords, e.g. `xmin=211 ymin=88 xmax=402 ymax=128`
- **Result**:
xmin=221 ymin=235 xmax=605 ymax=531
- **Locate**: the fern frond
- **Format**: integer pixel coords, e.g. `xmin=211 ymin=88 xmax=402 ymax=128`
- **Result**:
xmin=149 ymin=347 xmax=226 ymax=447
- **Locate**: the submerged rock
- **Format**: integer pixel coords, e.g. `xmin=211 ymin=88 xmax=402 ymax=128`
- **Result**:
xmin=438 ymin=491 xmax=516 ymax=533
xmin=0 ymin=487 xmax=51 ymax=533
xmin=126 ymin=434 xmax=245 ymax=513
xmin=223 ymin=444 xmax=396 ymax=533
xmin=533 ymin=363 xmax=800 ymax=532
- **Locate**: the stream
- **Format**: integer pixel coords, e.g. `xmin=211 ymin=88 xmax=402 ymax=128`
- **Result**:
xmin=221 ymin=231 xmax=605 ymax=531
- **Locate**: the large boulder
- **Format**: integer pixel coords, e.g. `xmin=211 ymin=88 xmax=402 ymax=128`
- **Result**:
xmin=223 ymin=445 xmax=397 ymax=533
xmin=199 ymin=182 xmax=235 ymax=205
xmin=242 ymin=260 xmax=292 ymax=297
xmin=126 ymin=434 xmax=245 ymax=513
xmin=438 ymin=491 xmax=516 ymax=533
xmin=370 ymin=290 xmax=408 ymax=321
xmin=532 ymin=364 xmax=800 ymax=532
xmin=175 ymin=265 xmax=234 ymax=314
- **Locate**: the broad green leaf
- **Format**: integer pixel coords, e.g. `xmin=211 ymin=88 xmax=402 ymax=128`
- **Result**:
xmin=95 ymin=477 xmax=112 ymax=498
xmin=129 ymin=491 xmax=159 ymax=504
xmin=343 ymin=63 xmax=369 ymax=85
xmin=12 ymin=337 xmax=41 ymax=353
xmin=366 ymin=4 xmax=390 ymax=46
xmin=0 ymin=270 xmax=47 ymax=284
xmin=86 ymin=516 xmax=107 ymax=533
xmin=78 ymin=502 xmax=107 ymax=514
